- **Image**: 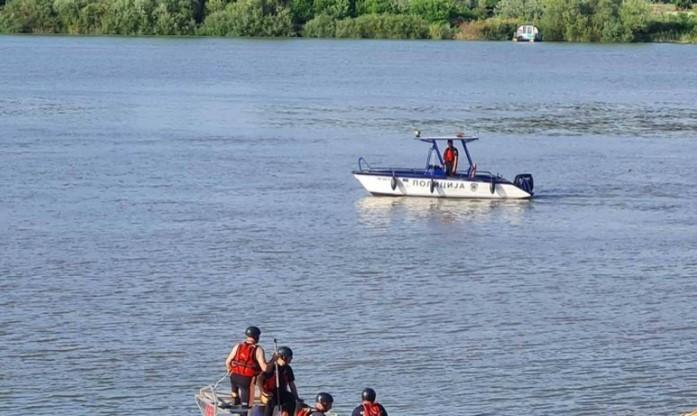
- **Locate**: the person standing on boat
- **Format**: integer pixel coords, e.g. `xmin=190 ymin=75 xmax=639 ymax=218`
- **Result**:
xmin=296 ymin=392 xmax=334 ymax=416
xmin=443 ymin=139 xmax=459 ymax=176
xmin=225 ymin=326 xmax=272 ymax=407
xmin=351 ymin=388 xmax=388 ymax=416
xmin=260 ymin=346 xmax=300 ymax=416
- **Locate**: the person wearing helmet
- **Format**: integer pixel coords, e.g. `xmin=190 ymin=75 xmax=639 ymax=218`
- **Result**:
xmin=296 ymin=392 xmax=333 ymax=416
xmin=260 ymin=346 xmax=300 ymax=416
xmin=225 ymin=326 xmax=272 ymax=407
xmin=352 ymin=388 xmax=388 ymax=416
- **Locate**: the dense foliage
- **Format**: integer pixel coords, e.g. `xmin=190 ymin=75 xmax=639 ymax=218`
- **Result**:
xmin=538 ymin=0 xmax=651 ymax=42
xmin=0 ymin=0 xmax=695 ymax=41
xmin=0 ymin=0 xmax=197 ymax=34
xmin=673 ymin=0 xmax=693 ymax=10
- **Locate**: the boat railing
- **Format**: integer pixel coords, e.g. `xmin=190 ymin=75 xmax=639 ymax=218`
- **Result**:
xmin=357 ymin=157 xmax=370 ymax=172
xmin=196 ymin=373 xmax=228 ymax=416
xmin=475 ymin=170 xmax=505 ymax=181
xmin=357 ymin=158 xmax=424 ymax=175
xmin=475 ymin=169 xmax=497 ymax=178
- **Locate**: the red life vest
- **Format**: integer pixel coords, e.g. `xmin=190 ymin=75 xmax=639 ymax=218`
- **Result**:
xmin=262 ymin=366 xmax=289 ymax=393
xmin=228 ymin=342 xmax=260 ymax=377
xmin=262 ymin=371 xmax=276 ymax=393
xmin=296 ymin=407 xmax=316 ymax=416
xmin=443 ymin=147 xmax=457 ymax=164
xmin=362 ymin=402 xmax=383 ymax=416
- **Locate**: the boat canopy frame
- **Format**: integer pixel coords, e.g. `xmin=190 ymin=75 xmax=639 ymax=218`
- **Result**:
xmin=418 ymin=136 xmax=477 ymax=171
xmin=354 ymin=134 xmax=503 ymax=183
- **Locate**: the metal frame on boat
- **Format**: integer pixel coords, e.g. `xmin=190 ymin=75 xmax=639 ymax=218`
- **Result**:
xmin=195 ymin=375 xmax=339 ymax=416
xmin=352 ymin=133 xmax=534 ymax=199
xmin=196 ymin=375 xmax=254 ymax=416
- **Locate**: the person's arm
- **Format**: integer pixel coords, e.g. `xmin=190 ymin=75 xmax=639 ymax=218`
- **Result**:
xmin=351 ymin=406 xmax=362 ymax=416
xmin=288 ymin=380 xmax=299 ymax=399
xmin=453 ymin=150 xmax=459 ymax=173
xmin=225 ymin=344 xmax=239 ymax=372
xmin=256 ymin=346 xmax=271 ymax=373
xmin=380 ymin=403 xmax=388 ymax=416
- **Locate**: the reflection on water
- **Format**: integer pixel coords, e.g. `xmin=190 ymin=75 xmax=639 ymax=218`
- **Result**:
xmin=356 ymin=196 xmax=531 ymax=227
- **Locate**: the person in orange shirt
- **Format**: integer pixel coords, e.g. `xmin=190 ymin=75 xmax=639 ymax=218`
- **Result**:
xmin=443 ymin=140 xmax=459 ymax=176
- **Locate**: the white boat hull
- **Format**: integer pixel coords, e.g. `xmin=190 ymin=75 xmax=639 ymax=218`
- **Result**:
xmin=353 ymin=173 xmax=532 ymax=199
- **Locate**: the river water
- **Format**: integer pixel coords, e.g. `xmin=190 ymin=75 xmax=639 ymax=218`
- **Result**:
xmin=1 ymin=36 xmax=697 ymax=416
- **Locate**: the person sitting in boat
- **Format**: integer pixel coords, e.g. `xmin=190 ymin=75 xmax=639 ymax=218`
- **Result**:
xmin=260 ymin=346 xmax=300 ymax=416
xmin=351 ymin=388 xmax=388 ymax=416
xmin=225 ymin=326 xmax=273 ymax=407
xmin=296 ymin=392 xmax=333 ymax=416
xmin=443 ymin=140 xmax=459 ymax=176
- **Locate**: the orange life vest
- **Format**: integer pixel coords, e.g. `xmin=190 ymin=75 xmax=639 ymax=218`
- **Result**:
xmin=228 ymin=342 xmax=260 ymax=377
xmin=362 ymin=402 xmax=383 ymax=416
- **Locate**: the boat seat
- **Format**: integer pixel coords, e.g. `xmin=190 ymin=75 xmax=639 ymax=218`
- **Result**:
xmin=427 ymin=165 xmax=446 ymax=177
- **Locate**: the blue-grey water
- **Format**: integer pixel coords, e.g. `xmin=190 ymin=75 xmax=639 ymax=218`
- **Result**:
xmin=1 ymin=36 xmax=697 ymax=416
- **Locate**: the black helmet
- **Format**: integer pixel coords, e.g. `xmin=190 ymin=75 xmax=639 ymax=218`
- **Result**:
xmin=362 ymin=388 xmax=376 ymax=402
xmin=316 ymin=392 xmax=333 ymax=406
xmin=245 ymin=326 xmax=261 ymax=340
xmin=278 ymin=346 xmax=293 ymax=359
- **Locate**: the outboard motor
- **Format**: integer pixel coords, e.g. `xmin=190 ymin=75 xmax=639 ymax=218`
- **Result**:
xmin=513 ymin=173 xmax=534 ymax=195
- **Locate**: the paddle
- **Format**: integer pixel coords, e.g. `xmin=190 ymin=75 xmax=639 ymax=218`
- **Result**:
xmin=273 ymin=338 xmax=281 ymax=415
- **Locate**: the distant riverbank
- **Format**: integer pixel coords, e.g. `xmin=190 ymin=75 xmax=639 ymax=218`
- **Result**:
xmin=1 ymin=0 xmax=696 ymax=42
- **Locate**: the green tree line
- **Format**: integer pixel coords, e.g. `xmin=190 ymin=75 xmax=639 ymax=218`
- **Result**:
xmin=1 ymin=0 xmax=695 ymax=41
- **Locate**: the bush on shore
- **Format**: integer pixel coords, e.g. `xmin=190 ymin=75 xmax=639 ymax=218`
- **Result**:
xmin=538 ymin=0 xmax=650 ymax=42
xmin=198 ymin=0 xmax=293 ymax=36
xmin=454 ymin=17 xmax=516 ymax=40
xmin=638 ymin=11 xmax=697 ymax=42
xmin=334 ymin=13 xmax=430 ymax=38
xmin=0 ymin=0 xmax=60 ymax=33
xmin=302 ymin=13 xmax=336 ymax=37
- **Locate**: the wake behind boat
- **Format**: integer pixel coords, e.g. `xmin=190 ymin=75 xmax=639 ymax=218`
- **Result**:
xmin=352 ymin=132 xmax=534 ymax=199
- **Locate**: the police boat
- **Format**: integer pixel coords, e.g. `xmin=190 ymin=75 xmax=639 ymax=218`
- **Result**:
xmin=195 ymin=375 xmax=339 ymax=416
xmin=352 ymin=132 xmax=534 ymax=199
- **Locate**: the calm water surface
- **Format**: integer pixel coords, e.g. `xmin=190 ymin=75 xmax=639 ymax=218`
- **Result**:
xmin=1 ymin=36 xmax=697 ymax=416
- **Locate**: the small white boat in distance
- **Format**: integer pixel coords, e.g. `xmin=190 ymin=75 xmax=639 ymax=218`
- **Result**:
xmin=352 ymin=133 xmax=534 ymax=199
xmin=513 ymin=24 xmax=541 ymax=42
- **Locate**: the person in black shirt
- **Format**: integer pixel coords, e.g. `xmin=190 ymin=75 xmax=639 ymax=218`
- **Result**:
xmin=351 ymin=388 xmax=388 ymax=416
xmin=260 ymin=346 xmax=299 ymax=416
